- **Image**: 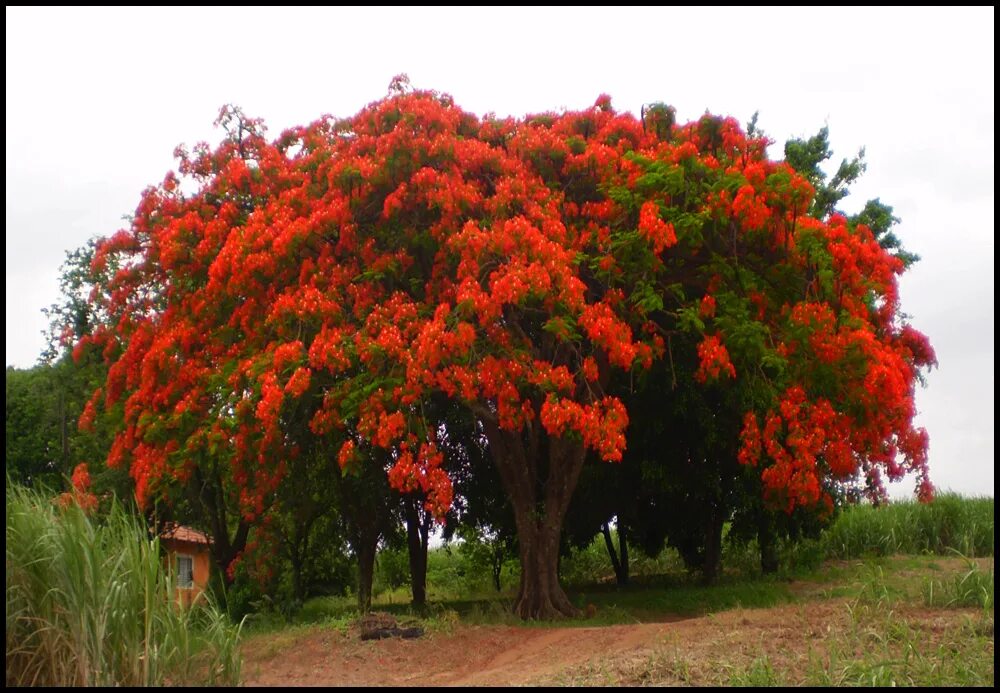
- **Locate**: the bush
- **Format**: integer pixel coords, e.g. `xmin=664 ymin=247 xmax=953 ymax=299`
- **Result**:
xmin=5 ymin=481 xmax=243 ymax=686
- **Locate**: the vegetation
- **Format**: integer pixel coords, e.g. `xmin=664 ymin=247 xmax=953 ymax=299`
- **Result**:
xmin=239 ymin=497 xmax=993 ymax=686
xmin=52 ymin=78 xmax=934 ymax=620
xmin=820 ymin=493 xmax=994 ymax=559
xmin=244 ymin=493 xmax=992 ymax=629
xmin=5 ymin=481 xmax=242 ymax=686
xmin=6 ymin=74 xmax=982 ymax=684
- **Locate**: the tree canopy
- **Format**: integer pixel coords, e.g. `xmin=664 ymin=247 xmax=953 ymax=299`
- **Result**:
xmin=75 ymin=77 xmax=935 ymax=618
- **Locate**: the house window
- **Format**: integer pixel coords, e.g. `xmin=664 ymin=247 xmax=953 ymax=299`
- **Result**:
xmin=177 ymin=555 xmax=194 ymax=588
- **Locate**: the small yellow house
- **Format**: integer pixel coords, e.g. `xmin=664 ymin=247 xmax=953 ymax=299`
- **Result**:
xmin=160 ymin=523 xmax=212 ymax=607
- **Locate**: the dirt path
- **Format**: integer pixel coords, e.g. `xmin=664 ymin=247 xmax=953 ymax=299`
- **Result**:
xmin=243 ymin=619 xmax=674 ymax=687
xmin=241 ymin=558 xmax=993 ymax=686
xmin=241 ymin=603 xmax=844 ymax=687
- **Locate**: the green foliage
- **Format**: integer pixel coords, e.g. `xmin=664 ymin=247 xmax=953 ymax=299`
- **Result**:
xmin=5 ymin=481 xmax=242 ymax=686
xmin=456 ymin=527 xmax=518 ymax=592
xmin=850 ymin=198 xmax=919 ymax=267
xmin=783 ymin=126 xmax=865 ymax=220
xmin=423 ymin=542 xmax=520 ymax=599
xmin=374 ymin=546 xmax=410 ymax=594
xmin=6 ymin=359 xmax=120 ymax=494
xmin=6 ymin=244 xmax=123 ymax=499
xmin=782 ymin=126 xmax=918 ymax=268
xmin=820 ymin=494 xmax=994 ymax=559
xmin=5 ymin=365 xmax=64 ymax=488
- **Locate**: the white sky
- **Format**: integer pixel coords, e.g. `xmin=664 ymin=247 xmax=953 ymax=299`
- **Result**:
xmin=5 ymin=7 xmax=994 ymax=498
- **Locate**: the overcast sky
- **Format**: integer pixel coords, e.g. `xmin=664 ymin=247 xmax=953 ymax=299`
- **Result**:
xmin=5 ymin=7 xmax=994 ymax=498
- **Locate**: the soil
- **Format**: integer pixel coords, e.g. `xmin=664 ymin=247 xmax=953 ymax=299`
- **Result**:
xmin=242 ymin=619 xmax=688 ymax=687
xmin=240 ymin=558 xmax=992 ymax=686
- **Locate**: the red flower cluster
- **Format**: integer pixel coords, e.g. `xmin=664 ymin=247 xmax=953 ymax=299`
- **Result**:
xmin=77 ymin=83 xmax=934 ymax=529
xmin=57 ymin=463 xmax=98 ymax=514
xmin=695 ymin=335 xmax=736 ymax=383
xmin=638 ymin=200 xmax=678 ymax=253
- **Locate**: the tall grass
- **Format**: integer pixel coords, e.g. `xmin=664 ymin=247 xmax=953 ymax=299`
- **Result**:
xmin=5 ymin=482 xmax=243 ymax=686
xmin=820 ymin=493 xmax=993 ymax=560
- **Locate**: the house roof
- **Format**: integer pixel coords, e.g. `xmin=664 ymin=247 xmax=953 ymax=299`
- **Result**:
xmin=159 ymin=522 xmax=212 ymax=546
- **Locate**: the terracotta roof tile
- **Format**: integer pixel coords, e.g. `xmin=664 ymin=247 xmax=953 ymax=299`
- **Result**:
xmin=159 ymin=522 xmax=212 ymax=545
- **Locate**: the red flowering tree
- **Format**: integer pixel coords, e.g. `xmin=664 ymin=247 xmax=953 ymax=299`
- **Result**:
xmin=79 ymin=78 xmax=934 ymax=619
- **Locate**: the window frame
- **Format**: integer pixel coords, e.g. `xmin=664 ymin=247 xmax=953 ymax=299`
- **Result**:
xmin=176 ymin=553 xmax=195 ymax=589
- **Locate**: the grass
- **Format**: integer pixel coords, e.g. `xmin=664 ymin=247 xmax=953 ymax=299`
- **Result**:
xmin=236 ymin=492 xmax=994 ymax=686
xmin=724 ymin=611 xmax=993 ymax=687
xmin=923 ymin=554 xmax=994 ymax=611
xmin=238 ymin=493 xmax=993 ymax=685
xmin=247 ymin=494 xmax=993 ymax=632
xmin=5 ymin=482 xmax=243 ymax=686
xmin=819 ymin=493 xmax=994 ymax=559
xmin=540 ymin=555 xmax=993 ymax=687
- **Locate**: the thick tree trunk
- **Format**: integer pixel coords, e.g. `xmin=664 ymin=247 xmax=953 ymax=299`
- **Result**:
xmin=404 ymin=496 xmax=429 ymax=607
xmin=195 ymin=468 xmax=251 ymax=584
xmin=208 ymin=518 xmax=250 ymax=585
xmin=513 ymin=511 xmax=576 ymax=619
xmin=357 ymin=537 xmax=377 ymax=613
xmin=480 ymin=415 xmax=586 ymax=619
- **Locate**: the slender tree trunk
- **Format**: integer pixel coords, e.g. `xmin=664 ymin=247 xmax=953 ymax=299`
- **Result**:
xmin=404 ymin=496 xmax=429 ymax=607
xmin=492 ymin=546 xmax=503 ymax=591
xmin=290 ymin=552 xmax=305 ymax=601
xmin=602 ymin=522 xmax=625 ymax=585
xmin=701 ymin=505 xmax=725 ymax=584
xmin=758 ymin=512 xmax=779 ymax=574
xmin=618 ymin=519 xmax=630 ymax=586
xmin=357 ymin=536 xmax=378 ymax=613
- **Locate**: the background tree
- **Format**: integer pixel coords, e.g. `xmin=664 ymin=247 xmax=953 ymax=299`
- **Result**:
xmin=7 ymin=241 xmax=121 ymax=495
xmin=6 ymin=365 xmax=65 ymax=488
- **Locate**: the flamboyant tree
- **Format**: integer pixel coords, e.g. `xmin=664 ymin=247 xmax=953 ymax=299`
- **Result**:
xmin=78 ymin=77 xmax=934 ymax=619
xmin=567 ymin=118 xmax=934 ymax=583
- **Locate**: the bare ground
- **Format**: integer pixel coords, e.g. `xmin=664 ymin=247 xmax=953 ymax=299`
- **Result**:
xmin=241 ymin=558 xmax=993 ymax=687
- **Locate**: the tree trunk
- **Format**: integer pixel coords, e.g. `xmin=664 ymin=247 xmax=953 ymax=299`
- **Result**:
xmin=602 ymin=522 xmax=625 ymax=586
xmin=207 ymin=516 xmax=250 ymax=585
xmin=618 ymin=519 xmax=630 ymax=586
xmin=513 ymin=511 xmax=576 ymax=618
xmin=701 ymin=505 xmax=725 ymax=584
xmin=290 ymin=552 xmax=305 ymax=601
xmin=404 ymin=495 xmax=429 ymax=607
xmin=196 ymin=468 xmax=251 ymax=584
xmin=758 ymin=512 xmax=779 ymax=574
xmin=492 ymin=546 xmax=503 ymax=591
xmin=481 ymin=415 xmax=586 ymax=619
xmin=357 ymin=536 xmax=377 ymax=613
